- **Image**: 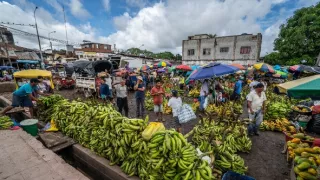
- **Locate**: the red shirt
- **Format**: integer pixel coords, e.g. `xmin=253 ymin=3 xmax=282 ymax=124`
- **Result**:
xmin=151 ymin=86 xmax=164 ymax=105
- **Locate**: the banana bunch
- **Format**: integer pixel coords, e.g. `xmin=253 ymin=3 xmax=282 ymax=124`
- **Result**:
xmin=260 ymin=118 xmax=291 ymax=132
xmin=205 ymin=102 xmax=242 ymax=120
xmin=192 ymin=101 xmax=200 ymax=112
xmin=145 ymin=91 xmax=154 ymax=111
xmin=188 ymin=88 xmax=200 ymax=98
xmin=144 ymin=130 xmax=214 ymax=180
xmin=163 ymin=98 xmax=172 ymax=114
xmin=36 ymin=94 xmax=64 ymax=122
xmin=0 ymin=115 xmax=13 ymax=129
xmin=215 ymin=151 xmax=247 ymax=175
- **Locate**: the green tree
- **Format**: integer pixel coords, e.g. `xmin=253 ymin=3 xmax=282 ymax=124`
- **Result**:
xmin=270 ymin=3 xmax=320 ymax=65
xmin=175 ymin=54 xmax=182 ymax=60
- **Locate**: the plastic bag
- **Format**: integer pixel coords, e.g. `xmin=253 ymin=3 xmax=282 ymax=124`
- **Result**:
xmin=178 ymin=104 xmax=196 ymax=124
xmin=203 ymin=97 xmax=208 ymax=109
xmin=142 ymin=122 xmax=165 ymax=140
xmin=42 ymin=119 xmax=58 ymax=132
xmin=196 ymin=148 xmax=211 ymax=165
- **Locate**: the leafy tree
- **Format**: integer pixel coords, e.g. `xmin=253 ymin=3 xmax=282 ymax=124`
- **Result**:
xmin=268 ymin=3 xmax=320 ymax=65
xmin=176 ymin=54 xmax=182 ymax=60
xmin=264 ymin=52 xmax=281 ymax=65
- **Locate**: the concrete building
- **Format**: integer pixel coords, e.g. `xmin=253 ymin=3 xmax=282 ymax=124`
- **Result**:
xmin=74 ymin=42 xmax=113 ymax=61
xmin=182 ymin=33 xmax=262 ymax=66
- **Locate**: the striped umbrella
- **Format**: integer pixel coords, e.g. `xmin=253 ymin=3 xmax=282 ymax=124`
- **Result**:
xmin=140 ymin=65 xmax=150 ymax=71
xmin=253 ymin=63 xmax=275 ymax=73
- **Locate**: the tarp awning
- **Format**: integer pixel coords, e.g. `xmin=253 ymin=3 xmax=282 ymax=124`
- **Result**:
xmin=17 ymin=60 xmax=40 ymax=64
xmin=13 ymin=69 xmax=52 ymax=78
xmin=277 ymin=75 xmax=320 ymax=99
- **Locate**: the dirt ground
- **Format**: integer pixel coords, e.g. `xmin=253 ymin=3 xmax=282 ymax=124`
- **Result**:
xmin=0 ymin=88 xmax=291 ymax=180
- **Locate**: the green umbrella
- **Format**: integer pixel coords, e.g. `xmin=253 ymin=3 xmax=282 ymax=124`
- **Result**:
xmin=168 ymin=66 xmax=176 ymax=73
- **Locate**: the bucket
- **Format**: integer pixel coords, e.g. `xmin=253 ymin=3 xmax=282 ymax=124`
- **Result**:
xmin=20 ymin=119 xmax=38 ymax=136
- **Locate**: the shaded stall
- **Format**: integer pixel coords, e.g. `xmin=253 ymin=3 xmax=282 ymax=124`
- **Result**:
xmin=277 ymin=75 xmax=320 ymax=99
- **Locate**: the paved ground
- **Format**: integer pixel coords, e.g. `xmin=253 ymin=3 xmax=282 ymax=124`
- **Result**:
xmin=0 ymin=129 xmax=89 ymax=180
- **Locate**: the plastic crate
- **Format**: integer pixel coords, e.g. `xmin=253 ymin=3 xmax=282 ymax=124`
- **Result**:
xmin=222 ymin=171 xmax=255 ymax=180
xmin=298 ymin=121 xmax=308 ymax=128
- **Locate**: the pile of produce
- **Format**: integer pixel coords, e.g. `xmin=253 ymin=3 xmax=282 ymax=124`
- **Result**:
xmin=259 ymin=118 xmax=293 ymax=132
xmin=292 ymin=105 xmax=312 ymax=113
xmin=205 ymin=102 xmax=243 ymax=117
xmin=265 ymin=101 xmax=291 ymax=120
xmin=188 ymin=88 xmax=200 ymax=98
xmin=186 ymin=116 xmax=251 ymax=176
xmin=192 ymin=101 xmax=200 ymax=112
xmin=41 ymin=96 xmax=213 ymax=179
xmin=37 ymin=95 xmax=64 ymax=122
xmin=145 ymin=91 xmax=153 ymax=111
xmin=287 ymin=134 xmax=320 ymax=180
xmin=0 ymin=115 xmax=13 ymax=129
xmin=162 ymin=98 xmax=172 ymax=114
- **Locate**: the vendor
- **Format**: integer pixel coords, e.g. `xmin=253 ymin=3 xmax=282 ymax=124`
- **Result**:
xmin=37 ymin=76 xmax=52 ymax=94
xmin=1 ymin=78 xmax=48 ymax=117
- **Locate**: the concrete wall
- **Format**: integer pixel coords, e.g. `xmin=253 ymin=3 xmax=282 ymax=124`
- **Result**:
xmin=182 ymin=33 xmax=262 ymax=65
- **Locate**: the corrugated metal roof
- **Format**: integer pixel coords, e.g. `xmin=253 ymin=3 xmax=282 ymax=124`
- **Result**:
xmin=15 ymin=52 xmax=40 ymax=60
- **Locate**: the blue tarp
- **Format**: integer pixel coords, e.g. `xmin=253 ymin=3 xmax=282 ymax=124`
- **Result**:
xmin=189 ymin=63 xmax=239 ymax=80
xmin=0 ymin=66 xmax=14 ymax=70
xmin=16 ymin=60 xmax=40 ymax=64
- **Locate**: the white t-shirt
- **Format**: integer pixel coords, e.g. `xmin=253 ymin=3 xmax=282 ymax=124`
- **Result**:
xmin=247 ymin=91 xmax=267 ymax=112
xmin=200 ymin=82 xmax=209 ymax=96
xmin=115 ymin=84 xmax=127 ymax=98
xmin=105 ymin=77 xmax=112 ymax=90
xmin=168 ymin=97 xmax=182 ymax=117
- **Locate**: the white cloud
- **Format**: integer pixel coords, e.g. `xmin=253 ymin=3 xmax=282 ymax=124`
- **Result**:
xmin=113 ymin=12 xmax=132 ymax=31
xmin=0 ymin=1 xmax=97 ymax=50
xmin=69 ymin=0 xmax=91 ymax=19
xmin=45 ymin=0 xmax=63 ymax=12
xmin=79 ymin=22 xmax=94 ymax=33
xmin=102 ymin=0 xmax=110 ymax=12
xmin=126 ymin=0 xmax=147 ymax=8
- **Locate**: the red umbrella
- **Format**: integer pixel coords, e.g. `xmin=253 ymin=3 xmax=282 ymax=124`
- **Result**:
xmin=176 ymin=64 xmax=192 ymax=71
xmin=230 ymin=63 xmax=246 ymax=70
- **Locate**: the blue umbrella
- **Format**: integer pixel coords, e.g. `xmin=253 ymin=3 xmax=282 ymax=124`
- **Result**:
xmin=189 ymin=63 xmax=239 ymax=80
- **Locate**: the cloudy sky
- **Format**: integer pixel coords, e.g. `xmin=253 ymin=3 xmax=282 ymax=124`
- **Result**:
xmin=0 ymin=0 xmax=318 ymax=55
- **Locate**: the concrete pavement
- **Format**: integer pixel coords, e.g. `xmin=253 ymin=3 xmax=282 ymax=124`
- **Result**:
xmin=0 ymin=129 xmax=89 ymax=180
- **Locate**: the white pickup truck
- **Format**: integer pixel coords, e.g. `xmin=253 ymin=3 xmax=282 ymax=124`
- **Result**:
xmin=75 ymin=77 xmax=96 ymax=98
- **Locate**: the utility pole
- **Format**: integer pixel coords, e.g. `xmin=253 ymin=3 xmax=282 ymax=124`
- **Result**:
xmin=0 ymin=30 xmax=12 ymax=66
xmin=48 ymin=31 xmax=56 ymax=51
xmin=63 ymin=5 xmax=69 ymax=57
xmin=34 ymin=7 xmax=44 ymax=68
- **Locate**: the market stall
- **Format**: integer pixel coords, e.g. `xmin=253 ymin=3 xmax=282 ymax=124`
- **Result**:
xmin=277 ymin=75 xmax=320 ymax=99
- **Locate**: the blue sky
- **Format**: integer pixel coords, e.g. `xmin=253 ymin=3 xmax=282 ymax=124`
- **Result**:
xmin=0 ymin=0 xmax=318 ymax=54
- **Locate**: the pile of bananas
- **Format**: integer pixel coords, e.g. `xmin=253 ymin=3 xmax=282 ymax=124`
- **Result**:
xmin=205 ymin=102 xmax=243 ymax=117
xmin=37 ymin=95 xmax=64 ymax=122
xmin=260 ymin=118 xmax=292 ymax=132
xmin=188 ymin=88 xmax=200 ymax=98
xmin=143 ymin=130 xmax=214 ymax=180
xmin=0 ymin=116 xmax=13 ymax=129
xmin=192 ymin=101 xmax=200 ymax=112
xmin=41 ymin=96 xmax=213 ymax=179
xmin=163 ymin=98 xmax=172 ymax=114
xmin=187 ymin=117 xmax=251 ymax=175
xmin=145 ymin=91 xmax=153 ymax=111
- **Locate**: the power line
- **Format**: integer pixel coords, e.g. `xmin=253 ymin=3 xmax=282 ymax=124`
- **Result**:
xmin=0 ymin=22 xmax=35 ymax=27
xmin=1 ymin=24 xmax=81 ymax=45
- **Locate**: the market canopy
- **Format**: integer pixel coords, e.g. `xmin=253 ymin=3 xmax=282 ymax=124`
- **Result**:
xmin=253 ymin=63 xmax=275 ymax=73
xmin=186 ymin=65 xmax=201 ymax=76
xmin=189 ymin=63 xmax=239 ymax=80
xmin=289 ymin=65 xmax=320 ymax=74
xmin=176 ymin=64 xmax=192 ymax=71
xmin=277 ymin=75 xmax=320 ymax=99
xmin=230 ymin=63 xmax=245 ymax=70
xmin=14 ymin=69 xmax=52 ymax=78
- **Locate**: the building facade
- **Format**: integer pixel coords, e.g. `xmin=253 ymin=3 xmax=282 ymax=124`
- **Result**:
xmin=74 ymin=42 xmax=113 ymax=61
xmin=182 ymin=33 xmax=262 ymax=66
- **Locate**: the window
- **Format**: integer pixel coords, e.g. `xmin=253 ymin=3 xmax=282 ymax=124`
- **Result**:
xmin=220 ymin=47 xmax=229 ymax=53
xmin=104 ymin=45 xmax=108 ymax=49
xmin=240 ymin=46 xmax=251 ymax=54
xmin=187 ymin=49 xmax=195 ymax=56
xmin=203 ymin=48 xmax=211 ymax=55
xmin=96 ymin=44 xmax=99 ymax=48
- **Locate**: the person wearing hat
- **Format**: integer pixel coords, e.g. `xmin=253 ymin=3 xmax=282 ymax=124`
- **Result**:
xmin=1 ymin=78 xmax=47 ymax=117
xmin=134 ymin=76 xmax=146 ymax=118
xmin=168 ymin=90 xmax=183 ymax=132
xmin=231 ymin=76 xmax=244 ymax=101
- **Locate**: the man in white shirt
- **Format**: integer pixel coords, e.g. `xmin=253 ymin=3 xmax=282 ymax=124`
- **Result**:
xmin=113 ymin=79 xmax=128 ymax=116
xmin=199 ymin=80 xmax=209 ymax=111
xmin=168 ymin=90 xmax=182 ymax=132
xmin=247 ymin=83 xmax=267 ymax=136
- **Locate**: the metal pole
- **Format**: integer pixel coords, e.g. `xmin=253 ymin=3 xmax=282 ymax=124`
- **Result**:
xmin=48 ymin=31 xmax=55 ymax=51
xmin=63 ymin=5 xmax=68 ymax=57
xmin=34 ymin=7 xmax=44 ymax=68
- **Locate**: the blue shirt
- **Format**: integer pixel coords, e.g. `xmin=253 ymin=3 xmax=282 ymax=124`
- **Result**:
xmin=100 ymin=84 xmax=110 ymax=96
xmin=234 ymin=80 xmax=243 ymax=95
xmin=13 ymin=83 xmax=38 ymax=97
xmin=135 ymin=83 xmax=145 ymax=99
